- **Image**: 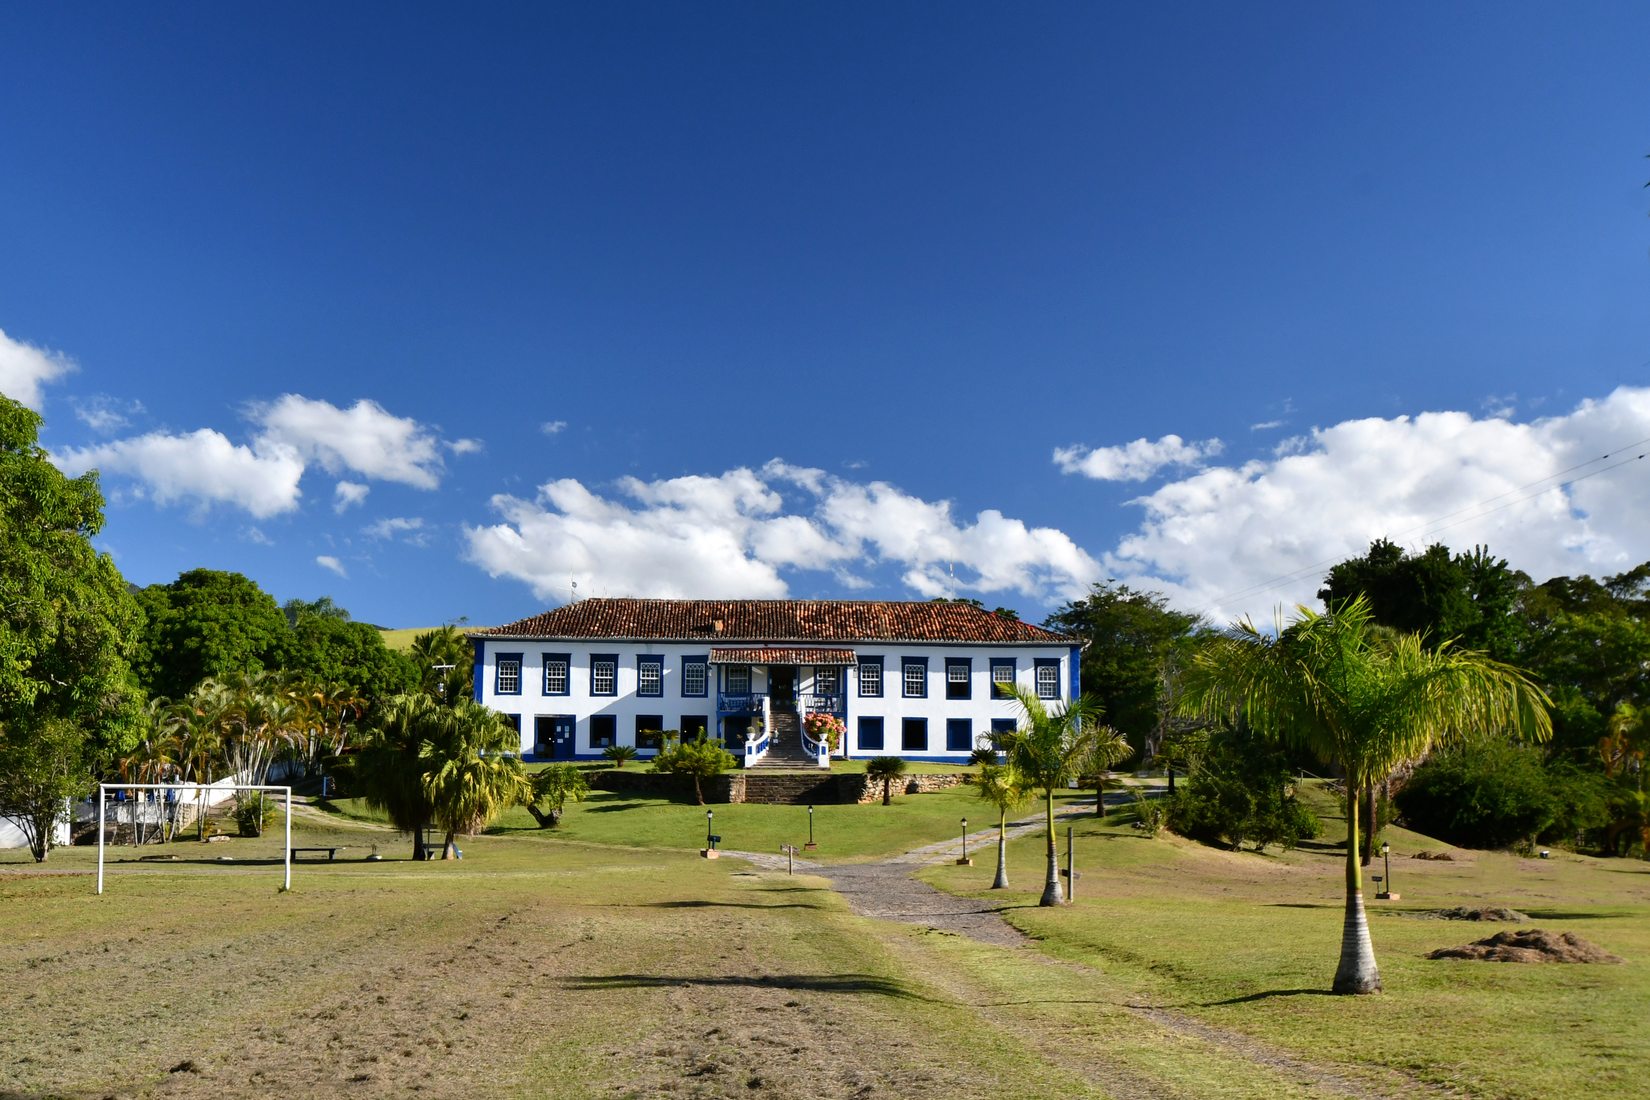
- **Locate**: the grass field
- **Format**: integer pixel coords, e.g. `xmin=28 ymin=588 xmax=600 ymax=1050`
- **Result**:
xmin=377 ymin=626 xmax=435 ymax=651
xmin=1 ymin=784 xmax=1644 ymax=1099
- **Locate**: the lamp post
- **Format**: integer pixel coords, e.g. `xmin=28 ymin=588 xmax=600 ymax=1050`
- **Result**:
xmin=1378 ymin=840 xmax=1394 ymax=899
xmin=805 ymin=804 xmax=816 ymax=850
xmin=957 ymin=817 xmax=971 ymax=865
xmin=706 ymin=810 xmax=714 ymax=848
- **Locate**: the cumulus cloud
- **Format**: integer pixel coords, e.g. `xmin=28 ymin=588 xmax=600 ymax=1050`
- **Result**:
xmin=316 ymin=555 xmax=347 ymax=578
xmin=1054 ymin=434 xmax=1224 ymax=482
xmin=446 ymin=438 xmax=483 ymax=455
xmin=465 ymin=460 xmax=1102 ymax=604
xmin=251 ymin=395 xmax=444 ymax=489
xmin=540 ymin=420 xmax=567 ymax=436
xmin=333 ymin=481 xmax=370 ymax=512
xmin=1104 ymin=386 xmax=1650 ymax=625
xmin=0 ymin=328 xmax=75 ymax=410
xmin=53 ymin=430 xmax=306 ymax=518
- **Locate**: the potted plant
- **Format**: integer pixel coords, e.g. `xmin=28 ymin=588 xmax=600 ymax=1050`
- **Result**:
xmin=802 ymin=711 xmax=845 ymax=753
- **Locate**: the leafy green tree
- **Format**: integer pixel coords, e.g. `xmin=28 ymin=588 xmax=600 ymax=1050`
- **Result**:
xmin=995 ymin=685 xmax=1106 ymax=906
xmin=0 ymin=395 xmax=143 ymax=760
xmin=420 ymin=700 xmax=530 ymax=859
xmin=1179 ymin=596 xmax=1551 ymax=994
xmin=286 ymin=612 xmax=418 ymax=702
xmin=865 ymin=756 xmax=908 ymax=806
xmin=524 ymin=764 xmax=590 ymax=827
xmin=0 ymin=716 xmax=92 ymax=862
xmin=1045 ymin=582 xmax=1201 ymax=758
xmin=1395 ymin=740 xmax=1608 ymax=851
xmin=133 ymin=570 xmax=291 ymax=701
xmin=975 ymin=761 xmax=1029 ymax=889
xmin=652 ymin=733 xmax=736 ymax=805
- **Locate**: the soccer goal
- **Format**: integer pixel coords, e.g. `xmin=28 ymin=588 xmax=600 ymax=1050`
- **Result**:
xmin=94 ymin=783 xmax=293 ymax=895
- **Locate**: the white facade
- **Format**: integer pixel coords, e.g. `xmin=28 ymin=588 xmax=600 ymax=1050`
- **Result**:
xmin=470 ymin=600 xmax=1079 ymax=763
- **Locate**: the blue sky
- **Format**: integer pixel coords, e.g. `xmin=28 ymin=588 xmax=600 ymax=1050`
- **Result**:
xmin=4 ymin=3 xmax=1648 ymax=629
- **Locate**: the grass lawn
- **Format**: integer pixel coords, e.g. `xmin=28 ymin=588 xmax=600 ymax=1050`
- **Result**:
xmin=919 ymin=790 xmax=1650 ymax=1100
xmin=2 ymin=782 xmax=1644 ymax=1099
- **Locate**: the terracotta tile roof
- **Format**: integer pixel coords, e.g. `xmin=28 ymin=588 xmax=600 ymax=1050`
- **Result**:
xmin=709 ymin=647 xmax=857 ymax=665
xmin=474 ymin=598 xmax=1072 ymax=645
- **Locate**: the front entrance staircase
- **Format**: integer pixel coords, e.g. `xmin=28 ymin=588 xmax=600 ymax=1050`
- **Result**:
xmin=747 ymin=709 xmax=819 ymax=769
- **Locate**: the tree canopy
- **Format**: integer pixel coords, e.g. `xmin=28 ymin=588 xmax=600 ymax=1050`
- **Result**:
xmin=0 ymin=394 xmax=143 ymax=760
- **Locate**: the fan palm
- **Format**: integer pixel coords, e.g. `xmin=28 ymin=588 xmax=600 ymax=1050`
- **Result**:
xmin=865 ymin=756 xmax=907 ymax=806
xmin=1178 ymin=596 xmax=1550 ymax=994
xmin=995 ymin=685 xmax=1105 ymax=905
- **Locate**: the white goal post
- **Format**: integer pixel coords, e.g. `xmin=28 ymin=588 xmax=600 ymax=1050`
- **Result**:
xmin=95 ymin=783 xmax=293 ymax=895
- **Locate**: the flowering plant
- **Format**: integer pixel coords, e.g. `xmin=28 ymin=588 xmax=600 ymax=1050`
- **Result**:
xmin=802 ymin=711 xmax=846 ymax=750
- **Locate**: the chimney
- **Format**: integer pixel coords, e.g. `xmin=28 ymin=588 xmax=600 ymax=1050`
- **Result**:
xmin=712 ymin=618 xmax=725 ymax=634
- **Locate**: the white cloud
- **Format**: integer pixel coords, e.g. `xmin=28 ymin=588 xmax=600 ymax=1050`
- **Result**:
xmin=316 ymin=555 xmax=348 ymax=578
xmin=333 ymin=481 xmax=370 ymax=512
xmin=252 ymin=395 xmax=444 ymax=489
xmin=53 ymin=429 xmax=305 ymax=519
xmin=243 ymin=527 xmax=273 ymax=546
xmin=1054 ymin=434 xmax=1224 ymax=482
xmin=73 ymin=395 xmax=145 ymax=434
xmin=446 ymin=438 xmax=483 ymax=455
xmin=464 ymin=460 xmax=1102 ymax=605
xmin=1104 ymin=385 xmax=1650 ymax=625
xmin=364 ymin=516 xmax=428 ymax=545
xmin=1249 ymin=419 xmax=1284 ymax=432
xmin=0 ymin=328 xmax=75 ymax=410
xmin=540 ymin=420 xmax=567 ymax=436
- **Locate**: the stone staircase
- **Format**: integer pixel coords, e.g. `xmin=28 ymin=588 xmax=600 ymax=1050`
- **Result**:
xmin=747 ymin=709 xmax=821 ymax=769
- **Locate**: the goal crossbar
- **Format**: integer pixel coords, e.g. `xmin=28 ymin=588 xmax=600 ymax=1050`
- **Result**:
xmin=95 ymin=783 xmax=293 ymax=895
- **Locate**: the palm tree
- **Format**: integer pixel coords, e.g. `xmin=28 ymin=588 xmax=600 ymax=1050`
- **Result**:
xmin=1178 ymin=596 xmax=1551 ymax=994
xmin=996 ymin=685 xmax=1106 ymax=906
xmin=420 ymin=700 xmax=531 ymax=859
xmin=866 ymin=756 xmax=907 ymax=806
xmin=1085 ymin=726 xmax=1134 ymax=819
xmin=975 ymin=761 xmax=1029 ymax=889
xmin=351 ymin=693 xmax=441 ymax=858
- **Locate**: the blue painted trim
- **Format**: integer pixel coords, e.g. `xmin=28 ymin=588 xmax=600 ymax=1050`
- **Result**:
xmin=1034 ymin=658 xmax=1060 ymax=700
xmin=857 ymin=655 xmax=884 ymax=698
xmin=900 ymin=716 xmax=929 ymax=752
xmin=541 ymin=652 xmax=571 ymax=696
xmin=990 ymin=656 xmax=1016 ymax=698
xmin=680 ymin=655 xmax=709 ymax=698
xmin=471 ymin=639 xmax=484 ymax=703
xmin=637 ymin=654 xmax=664 ymax=697
xmin=901 ymin=655 xmax=928 ymax=699
xmin=857 ymin=715 xmax=885 ymax=752
xmin=588 ymin=714 xmax=617 ymax=748
xmin=944 ymin=656 xmax=972 ymax=700
xmin=945 ymin=717 xmax=973 ymax=752
xmin=590 ymin=653 xmax=618 ymax=697
xmin=1069 ymin=645 xmax=1082 ymax=698
xmin=495 ymin=652 xmax=524 ymax=696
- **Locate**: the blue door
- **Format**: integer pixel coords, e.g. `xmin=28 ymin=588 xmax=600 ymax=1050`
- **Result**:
xmin=536 ymin=716 xmax=577 ymax=760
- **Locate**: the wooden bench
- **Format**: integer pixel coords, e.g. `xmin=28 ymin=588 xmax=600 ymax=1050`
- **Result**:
xmin=291 ymin=846 xmax=342 ymax=861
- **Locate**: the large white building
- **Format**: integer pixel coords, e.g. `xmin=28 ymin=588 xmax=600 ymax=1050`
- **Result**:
xmin=470 ymin=598 xmax=1080 ymax=765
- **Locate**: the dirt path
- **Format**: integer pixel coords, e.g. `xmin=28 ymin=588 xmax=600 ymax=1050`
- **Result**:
xmin=726 ymin=790 xmax=1449 ymax=1100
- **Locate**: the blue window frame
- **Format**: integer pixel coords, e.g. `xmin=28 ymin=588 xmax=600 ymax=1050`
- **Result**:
xmin=542 ymin=653 xmax=570 ymax=696
xmin=589 ymin=714 xmax=615 ymax=747
xmin=946 ymin=718 xmax=972 ymax=752
xmin=901 ymin=717 xmax=928 ymax=752
xmin=681 ymin=656 xmax=708 ymax=698
xmin=495 ymin=653 xmax=523 ymax=696
xmin=902 ymin=657 xmax=927 ymax=699
xmin=945 ymin=657 xmax=971 ymax=700
xmin=725 ymin=665 xmax=750 ymax=694
xmin=990 ymin=658 xmax=1016 ymax=698
xmin=591 ymin=654 xmax=618 ymax=697
xmin=636 ymin=714 xmax=664 ymax=750
xmin=637 ymin=655 xmax=664 ymax=697
xmin=858 ymin=716 xmax=884 ymax=751
xmin=858 ymin=657 xmax=883 ymax=698
xmin=1035 ymin=658 xmax=1061 ymax=700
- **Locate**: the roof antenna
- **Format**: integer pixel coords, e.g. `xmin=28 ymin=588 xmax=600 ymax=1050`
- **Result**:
xmin=570 ymin=578 xmax=578 ymax=604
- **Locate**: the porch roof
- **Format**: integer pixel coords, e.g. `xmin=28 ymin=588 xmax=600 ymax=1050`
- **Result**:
xmin=708 ymin=647 xmax=857 ymax=666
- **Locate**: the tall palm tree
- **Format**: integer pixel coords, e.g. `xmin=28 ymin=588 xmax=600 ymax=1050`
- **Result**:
xmin=996 ymin=685 xmax=1105 ymax=906
xmin=419 ymin=700 xmax=530 ymax=860
xmin=1084 ymin=726 xmax=1135 ymax=819
xmin=975 ymin=761 xmax=1029 ymax=889
xmin=1178 ymin=596 xmax=1551 ymax=994
xmin=351 ymin=693 xmax=441 ymax=859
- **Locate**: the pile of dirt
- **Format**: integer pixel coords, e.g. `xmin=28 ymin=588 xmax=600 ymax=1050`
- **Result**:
xmin=1432 ymin=906 xmax=1529 ymax=922
xmin=1427 ymin=929 xmax=1623 ymax=964
xmin=1413 ymin=850 xmax=1455 ymax=861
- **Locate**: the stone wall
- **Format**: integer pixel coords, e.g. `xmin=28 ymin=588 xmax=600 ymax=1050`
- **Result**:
xmin=854 ymin=772 xmax=972 ymax=804
xmin=588 ymin=768 xmax=973 ymax=805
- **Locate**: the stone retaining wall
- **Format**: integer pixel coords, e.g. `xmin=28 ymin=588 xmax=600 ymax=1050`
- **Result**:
xmin=589 ymin=768 xmax=973 ymax=805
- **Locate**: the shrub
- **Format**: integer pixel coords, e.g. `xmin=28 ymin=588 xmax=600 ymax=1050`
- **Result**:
xmin=1166 ymin=726 xmax=1319 ymax=852
xmin=651 ymin=734 xmax=736 ymax=805
xmin=234 ymin=793 xmax=278 ymax=837
xmin=1395 ymin=742 xmax=1611 ymax=850
xmin=1130 ymin=791 xmax=1167 ymax=837
xmin=865 ymin=757 xmax=908 ymax=806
